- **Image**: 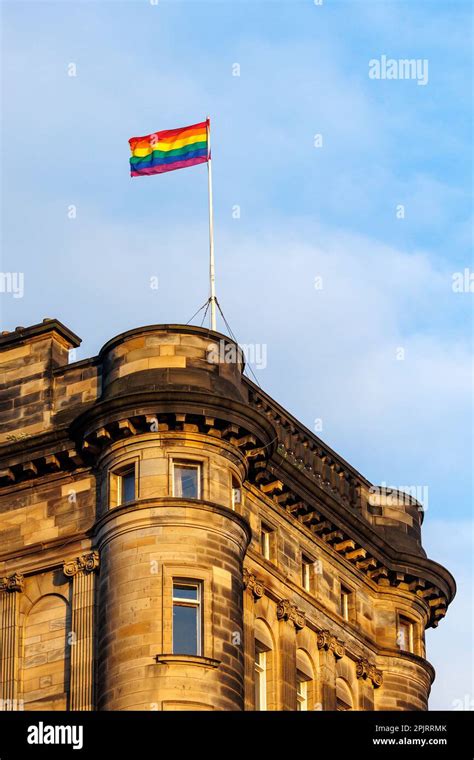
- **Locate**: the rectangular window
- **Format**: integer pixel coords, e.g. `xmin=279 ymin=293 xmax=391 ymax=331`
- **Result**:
xmin=172 ymin=581 xmax=202 ymax=655
xmin=117 ymin=465 xmax=136 ymax=505
xmin=260 ymin=523 xmax=273 ymax=560
xmin=296 ymin=674 xmax=308 ymax=711
xmin=398 ymin=617 xmax=414 ymax=653
xmin=173 ymin=463 xmax=201 ymax=499
xmin=301 ymin=555 xmax=312 ymax=592
xmin=254 ymin=647 xmax=267 ymax=710
xmin=231 ymin=475 xmax=241 ymax=511
xmin=340 ymin=585 xmax=351 ymax=621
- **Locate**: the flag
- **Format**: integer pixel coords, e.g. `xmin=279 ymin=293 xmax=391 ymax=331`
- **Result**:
xmin=129 ymin=120 xmax=209 ymax=177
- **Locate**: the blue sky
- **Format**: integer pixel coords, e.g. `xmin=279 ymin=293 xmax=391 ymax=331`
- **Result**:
xmin=1 ymin=0 xmax=472 ymax=709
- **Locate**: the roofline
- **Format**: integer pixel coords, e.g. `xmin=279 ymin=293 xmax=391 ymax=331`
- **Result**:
xmin=98 ymin=323 xmax=245 ymax=366
xmin=0 ymin=318 xmax=81 ymax=349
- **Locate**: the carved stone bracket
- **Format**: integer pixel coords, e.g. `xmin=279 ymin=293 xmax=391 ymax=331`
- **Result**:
xmin=0 ymin=572 xmax=24 ymax=593
xmin=243 ymin=568 xmax=264 ymax=600
xmin=317 ymin=629 xmax=345 ymax=659
xmin=276 ymin=599 xmax=306 ymax=629
xmin=63 ymin=551 xmax=100 ymax=578
xmin=356 ymin=657 xmax=383 ymax=688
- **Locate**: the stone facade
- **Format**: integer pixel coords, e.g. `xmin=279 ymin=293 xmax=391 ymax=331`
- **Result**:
xmin=0 ymin=319 xmax=455 ymax=711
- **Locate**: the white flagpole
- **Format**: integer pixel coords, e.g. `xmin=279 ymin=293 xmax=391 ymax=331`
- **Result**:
xmin=207 ymin=116 xmax=217 ymax=331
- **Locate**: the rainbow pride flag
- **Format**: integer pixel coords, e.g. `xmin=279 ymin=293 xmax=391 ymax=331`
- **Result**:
xmin=129 ymin=120 xmax=209 ymax=177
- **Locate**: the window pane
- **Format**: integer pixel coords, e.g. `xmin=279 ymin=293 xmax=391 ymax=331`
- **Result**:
xmin=297 ymin=678 xmax=308 ymax=711
xmin=173 ymin=584 xmax=198 ymax=601
xmin=302 ymin=559 xmax=311 ymax=590
xmin=173 ymin=604 xmax=198 ymax=655
xmin=255 ymin=670 xmax=262 ymax=710
xmin=260 ymin=526 xmax=271 ymax=559
xmin=254 ymin=650 xmax=266 ymax=710
xmin=122 ymin=471 xmax=135 ymax=503
xmin=174 ymin=465 xmax=199 ymax=498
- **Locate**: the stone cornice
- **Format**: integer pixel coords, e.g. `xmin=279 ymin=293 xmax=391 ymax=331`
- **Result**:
xmin=0 ymin=319 xmax=81 ymax=350
xmin=71 ymin=392 xmax=277 ymax=465
xmin=154 ymin=654 xmax=221 ymax=668
xmin=0 ymin=400 xmax=276 ymax=493
xmin=94 ymin=497 xmax=252 ymax=545
xmin=246 ymin=472 xmax=452 ymax=631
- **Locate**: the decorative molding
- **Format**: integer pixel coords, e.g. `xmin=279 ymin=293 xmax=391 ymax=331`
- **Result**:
xmin=63 ymin=551 xmax=100 ymax=577
xmin=243 ymin=568 xmax=264 ymax=599
xmin=0 ymin=572 xmax=24 ymax=593
xmin=0 ymin=410 xmax=270 ymax=490
xmin=276 ymin=599 xmax=305 ymax=629
xmin=356 ymin=657 xmax=383 ymax=688
xmin=154 ymin=654 xmax=220 ymax=668
xmin=249 ymin=388 xmax=454 ymax=631
xmin=0 ymin=393 xmax=452 ymax=630
xmin=317 ymin=629 xmax=345 ymax=659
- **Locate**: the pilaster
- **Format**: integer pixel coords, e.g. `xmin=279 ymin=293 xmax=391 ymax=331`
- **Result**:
xmin=0 ymin=572 xmax=24 ymax=707
xmin=63 ymin=551 xmax=99 ymax=710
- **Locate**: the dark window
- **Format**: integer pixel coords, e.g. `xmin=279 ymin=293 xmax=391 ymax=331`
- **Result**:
xmin=119 ymin=467 xmax=135 ymax=505
xmin=172 ymin=582 xmax=201 ymax=655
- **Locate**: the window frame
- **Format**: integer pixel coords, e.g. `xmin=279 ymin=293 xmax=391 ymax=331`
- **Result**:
xmin=339 ymin=582 xmax=355 ymax=622
xmin=301 ymin=554 xmax=313 ymax=592
xmin=172 ymin=579 xmax=202 ymax=656
xmin=296 ymin=673 xmax=308 ymax=711
xmin=117 ymin=465 xmax=136 ymax=505
xmin=260 ymin=522 xmax=275 ymax=562
xmin=172 ymin=460 xmax=202 ymax=500
xmin=109 ymin=459 xmax=138 ymax=508
xmin=340 ymin=586 xmax=350 ymax=620
xmin=231 ymin=475 xmax=242 ymax=511
xmin=161 ymin=564 xmax=214 ymax=660
xmin=254 ymin=646 xmax=267 ymax=711
xmin=397 ymin=614 xmax=415 ymax=653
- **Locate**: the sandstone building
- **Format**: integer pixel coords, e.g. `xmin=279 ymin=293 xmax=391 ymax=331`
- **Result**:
xmin=0 ymin=319 xmax=455 ymax=711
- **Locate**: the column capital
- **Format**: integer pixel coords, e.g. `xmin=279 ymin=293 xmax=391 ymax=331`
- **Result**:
xmin=276 ymin=598 xmax=305 ymax=629
xmin=317 ymin=629 xmax=345 ymax=659
xmin=356 ymin=657 xmax=383 ymax=688
xmin=243 ymin=568 xmax=264 ymax=600
xmin=0 ymin=572 xmax=24 ymax=593
xmin=63 ymin=551 xmax=100 ymax=578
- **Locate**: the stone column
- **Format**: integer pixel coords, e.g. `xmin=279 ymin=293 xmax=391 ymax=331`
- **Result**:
xmin=242 ymin=569 xmax=264 ymax=710
xmin=276 ymin=600 xmax=305 ymax=711
xmin=0 ymin=572 xmax=24 ymax=709
xmin=317 ymin=629 xmax=345 ymax=710
xmin=63 ymin=551 xmax=99 ymax=711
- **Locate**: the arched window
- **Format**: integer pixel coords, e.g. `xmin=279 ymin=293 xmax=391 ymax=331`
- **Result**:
xmin=296 ymin=649 xmax=314 ymax=711
xmin=22 ymin=594 xmax=71 ymax=709
xmin=336 ymin=677 xmax=353 ymax=711
xmin=254 ymin=619 xmax=274 ymax=711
